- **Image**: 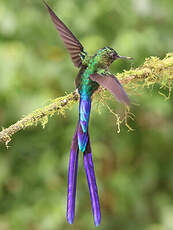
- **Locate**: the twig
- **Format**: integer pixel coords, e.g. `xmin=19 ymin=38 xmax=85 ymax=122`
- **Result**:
xmin=0 ymin=91 xmax=79 ymax=146
xmin=0 ymin=53 xmax=173 ymax=146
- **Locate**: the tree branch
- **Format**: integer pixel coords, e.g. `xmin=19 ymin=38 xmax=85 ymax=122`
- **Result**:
xmin=0 ymin=92 xmax=79 ymax=146
xmin=0 ymin=53 xmax=173 ymax=146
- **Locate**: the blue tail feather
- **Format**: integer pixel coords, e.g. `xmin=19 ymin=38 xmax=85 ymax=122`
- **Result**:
xmin=67 ymin=95 xmax=101 ymax=226
xmin=83 ymin=136 xmax=101 ymax=226
xmin=78 ymin=96 xmax=91 ymax=152
xmin=67 ymin=123 xmax=79 ymax=224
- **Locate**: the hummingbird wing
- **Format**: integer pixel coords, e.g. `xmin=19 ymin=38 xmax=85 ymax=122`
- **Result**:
xmin=90 ymin=73 xmax=130 ymax=105
xmin=44 ymin=1 xmax=85 ymax=68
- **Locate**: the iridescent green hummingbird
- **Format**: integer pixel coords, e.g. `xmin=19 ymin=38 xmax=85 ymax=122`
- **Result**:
xmin=44 ymin=1 xmax=132 ymax=226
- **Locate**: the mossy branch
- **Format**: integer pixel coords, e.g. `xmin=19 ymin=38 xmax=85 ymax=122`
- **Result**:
xmin=0 ymin=53 xmax=173 ymax=146
xmin=0 ymin=92 xmax=79 ymax=146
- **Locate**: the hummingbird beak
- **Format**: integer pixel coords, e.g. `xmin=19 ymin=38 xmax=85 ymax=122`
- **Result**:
xmin=117 ymin=55 xmax=133 ymax=60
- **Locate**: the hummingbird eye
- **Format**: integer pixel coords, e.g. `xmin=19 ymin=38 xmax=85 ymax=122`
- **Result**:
xmin=110 ymin=52 xmax=116 ymax=59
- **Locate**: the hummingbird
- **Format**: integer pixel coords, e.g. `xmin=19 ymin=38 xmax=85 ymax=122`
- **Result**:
xmin=44 ymin=1 xmax=131 ymax=226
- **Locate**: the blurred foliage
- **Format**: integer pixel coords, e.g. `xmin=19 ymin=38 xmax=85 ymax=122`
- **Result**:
xmin=0 ymin=0 xmax=173 ymax=230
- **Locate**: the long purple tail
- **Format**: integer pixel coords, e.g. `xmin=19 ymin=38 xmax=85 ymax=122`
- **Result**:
xmin=83 ymin=135 xmax=101 ymax=226
xmin=67 ymin=124 xmax=79 ymax=224
xmin=67 ymin=96 xmax=101 ymax=226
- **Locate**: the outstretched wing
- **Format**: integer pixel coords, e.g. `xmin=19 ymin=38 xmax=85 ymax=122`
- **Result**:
xmin=90 ymin=73 xmax=130 ymax=105
xmin=44 ymin=1 xmax=85 ymax=67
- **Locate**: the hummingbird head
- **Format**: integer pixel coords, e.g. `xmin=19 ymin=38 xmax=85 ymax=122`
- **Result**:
xmin=95 ymin=47 xmax=132 ymax=67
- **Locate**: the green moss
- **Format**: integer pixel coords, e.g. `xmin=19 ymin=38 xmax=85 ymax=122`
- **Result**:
xmin=1 ymin=54 xmax=173 ymax=145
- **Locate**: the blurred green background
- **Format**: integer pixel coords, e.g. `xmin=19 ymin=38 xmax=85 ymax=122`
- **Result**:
xmin=0 ymin=0 xmax=173 ymax=229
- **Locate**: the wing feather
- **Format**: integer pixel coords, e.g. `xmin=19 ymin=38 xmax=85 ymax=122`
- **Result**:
xmin=90 ymin=73 xmax=130 ymax=105
xmin=44 ymin=1 xmax=85 ymax=67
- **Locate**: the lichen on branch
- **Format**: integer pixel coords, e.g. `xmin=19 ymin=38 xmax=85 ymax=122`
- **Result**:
xmin=119 ymin=53 xmax=173 ymax=92
xmin=0 ymin=53 xmax=173 ymax=146
xmin=0 ymin=91 xmax=79 ymax=146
